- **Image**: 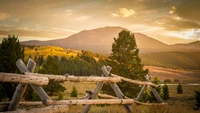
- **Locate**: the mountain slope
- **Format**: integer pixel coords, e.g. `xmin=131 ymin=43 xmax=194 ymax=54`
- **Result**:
xmin=22 ymin=26 xmax=171 ymax=54
xmin=140 ymin=51 xmax=200 ymax=70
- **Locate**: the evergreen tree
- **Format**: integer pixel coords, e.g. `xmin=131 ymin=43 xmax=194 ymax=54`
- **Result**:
xmin=0 ymin=35 xmax=24 ymax=101
xmin=70 ymin=86 xmax=78 ymax=97
xmin=39 ymin=56 xmax=66 ymax=96
xmin=177 ymin=83 xmax=183 ymax=94
xmin=148 ymin=77 xmax=162 ymax=102
xmin=162 ymin=84 xmax=169 ymax=100
xmin=102 ymin=30 xmax=148 ymax=98
xmin=58 ymin=92 xmax=64 ymax=100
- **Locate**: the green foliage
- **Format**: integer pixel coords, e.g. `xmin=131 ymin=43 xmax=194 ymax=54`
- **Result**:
xmin=71 ymin=86 xmax=78 ymax=97
xmin=140 ymin=51 xmax=200 ymax=70
xmin=177 ymin=83 xmax=183 ymax=94
xmin=102 ymin=30 xmax=148 ymax=98
xmin=141 ymin=77 xmax=162 ymax=102
xmin=0 ymin=35 xmax=24 ymax=101
xmin=39 ymin=56 xmax=66 ymax=96
xmin=162 ymin=84 xmax=169 ymax=100
xmin=58 ymin=92 xmax=64 ymax=100
xmin=164 ymin=79 xmax=172 ymax=83
xmin=31 ymin=91 xmax=41 ymax=101
xmin=194 ymin=90 xmax=200 ymax=109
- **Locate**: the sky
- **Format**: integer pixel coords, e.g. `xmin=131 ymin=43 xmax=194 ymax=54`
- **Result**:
xmin=0 ymin=0 xmax=200 ymax=44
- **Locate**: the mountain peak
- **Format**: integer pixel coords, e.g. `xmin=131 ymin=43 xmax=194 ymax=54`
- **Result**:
xmin=22 ymin=26 xmax=200 ymax=54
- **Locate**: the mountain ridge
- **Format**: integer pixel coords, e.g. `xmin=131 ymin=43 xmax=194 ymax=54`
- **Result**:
xmin=21 ymin=26 xmax=200 ymax=54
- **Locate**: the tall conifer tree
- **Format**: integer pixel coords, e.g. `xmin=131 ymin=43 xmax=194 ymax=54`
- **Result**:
xmin=0 ymin=35 xmax=24 ymax=101
xmin=102 ymin=30 xmax=148 ymax=98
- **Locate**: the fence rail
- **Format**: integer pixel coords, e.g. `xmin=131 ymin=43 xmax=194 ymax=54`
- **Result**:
xmin=0 ymin=58 xmax=165 ymax=113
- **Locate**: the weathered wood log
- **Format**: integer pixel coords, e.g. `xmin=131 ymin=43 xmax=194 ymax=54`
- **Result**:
xmin=98 ymin=93 xmax=118 ymax=99
xmin=45 ymin=99 xmax=135 ymax=105
xmin=82 ymin=74 xmax=109 ymax=113
xmin=8 ymin=59 xmax=37 ymax=111
xmin=110 ymin=74 xmax=158 ymax=87
xmin=24 ymin=72 xmax=121 ymax=82
xmin=4 ymin=105 xmax=69 ymax=113
xmin=135 ymin=85 xmax=147 ymax=101
xmin=24 ymin=72 xmax=66 ymax=81
xmin=67 ymin=75 xmax=121 ymax=82
xmin=149 ymin=87 xmax=163 ymax=103
xmin=0 ymin=73 xmax=49 ymax=85
xmin=102 ymin=66 xmax=132 ymax=113
xmin=96 ymin=94 xmax=167 ymax=106
xmin=134 ymin=101 xmax=167 ymax=106
xmin=14 ymin=59 xmax=51 ymax=105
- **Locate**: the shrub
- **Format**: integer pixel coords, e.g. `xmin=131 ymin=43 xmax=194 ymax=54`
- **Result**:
xmin=31 ymin=91 xmax=41 ymax=101
xmin=177 ymin=83 xmax=183 ymax=94
xmin=58 ymin=92 xmax=64 ymax=100
xmin=162 ymin=84 xmax=169 ymax=100
xmin=71 ymin=86 xmax=78 ymax=97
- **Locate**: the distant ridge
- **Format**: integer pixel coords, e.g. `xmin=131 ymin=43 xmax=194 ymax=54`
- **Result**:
xmin=21 ymin=26 xmax=200 ymax=54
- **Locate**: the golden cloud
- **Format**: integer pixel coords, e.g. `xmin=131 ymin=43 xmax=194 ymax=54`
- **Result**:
xmin=112 ymin=8 xmax=136 ymax=18
xmin=169 ymin=6 xmax=176 ymax=14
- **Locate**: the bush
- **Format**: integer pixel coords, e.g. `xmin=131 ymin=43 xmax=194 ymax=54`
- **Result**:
xmin=70 ymin=86 xmax=78 ymax=97
xmin=31 ymin=91 xmax=41 ymax=101
xmin=177 ymin=83 xmax=183 ymax=94
xmin=58 ymin=92 xmax=64 ymax=100
xmin=164 ymin=79 xmax=171 ymax=83
xmin=162 ymin=84 xmax=169 ymax=100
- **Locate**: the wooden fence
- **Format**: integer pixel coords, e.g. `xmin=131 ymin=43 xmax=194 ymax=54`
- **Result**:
xmin=0 ymin=58 xmax=165 ymax=113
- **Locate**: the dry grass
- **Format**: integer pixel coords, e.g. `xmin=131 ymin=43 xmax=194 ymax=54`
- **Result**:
xmin=60 ymin=82 xmax=200 ymax=113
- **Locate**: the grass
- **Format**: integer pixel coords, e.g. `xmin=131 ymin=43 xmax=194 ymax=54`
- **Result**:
xmin=59 ymin=82 xmax=200 ymax=113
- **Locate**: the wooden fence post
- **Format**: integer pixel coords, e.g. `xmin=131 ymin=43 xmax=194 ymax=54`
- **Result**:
xmin=135 ymin=85 xmax=147 ymax=101
xmin=82 ymin=73 xmax=111 ymax=113
xmin=146 ymin=74 xmax=163 ymax=103
xmin=8 ymin=58 xmax=36 ymax=111
xmin=8 ymin=59 xmax=51 ymax=111
xmin=102 ymin=66 xmax=132 ymax=113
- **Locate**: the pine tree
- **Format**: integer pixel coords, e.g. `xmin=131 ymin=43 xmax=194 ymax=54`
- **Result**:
xmin=0 ymin=35 xmax=24 ymax=101
xmin=70 ymin=86 xmax=78 ymax=97
xmin=177 ymin=83 xmax=183 ymax=94
xmin=38 ymin=56 xmax=66 ymax=96
xmin=162 ymin=84 xmax=169 ymax=100
xmin=102 ymin=30 xmax=148 ymax=98
xmin=58 ymin=92 xmax=64 ymax=100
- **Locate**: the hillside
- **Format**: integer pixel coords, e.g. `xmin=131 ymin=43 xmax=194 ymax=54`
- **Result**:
xmin=24 ymin=46 xmax=80 ymax=60
xmin=22 ymin=26 xmax=172 ymax=54
xmin=140 ymin=51 xmax=200 ymax=70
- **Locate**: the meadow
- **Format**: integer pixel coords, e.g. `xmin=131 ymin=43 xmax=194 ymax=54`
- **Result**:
xmin=53 ymin=82 xmax=200 ymax=113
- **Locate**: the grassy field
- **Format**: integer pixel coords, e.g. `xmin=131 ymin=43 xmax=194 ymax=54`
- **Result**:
xmin=56 ymin=82 xmax=200 ymax=113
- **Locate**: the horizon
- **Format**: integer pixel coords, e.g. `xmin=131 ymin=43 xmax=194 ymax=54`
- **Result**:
xmin=0 ymin=0 xmax=200 ymax=44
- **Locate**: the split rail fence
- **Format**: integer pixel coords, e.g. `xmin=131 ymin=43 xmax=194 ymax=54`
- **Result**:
xmin=0 ymin=58 xmax=166 ymax=113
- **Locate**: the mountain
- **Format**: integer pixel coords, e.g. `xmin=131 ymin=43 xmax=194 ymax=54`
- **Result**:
xmin=21 ymin=26 xmax=199 ymax=54
xmin=171 ymin=41 xmax=200 ymax=51
xmin=140 ymin=51 xmax=200 ymax=70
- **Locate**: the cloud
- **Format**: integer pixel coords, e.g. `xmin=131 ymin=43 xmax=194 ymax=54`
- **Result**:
xmin=0 ymin=28 xmax=73 ymax=39
xmin=169 ymin=6 xmax=176 ymax=14
xmin=112 ymin=8 xmax=136 ymax=18
xmin=0 ymin=12 xmax=10 ymax=20
xmin=175 ymin=0 xmax=200 ymax=22
xmin=111 ymin=13 xmax=120 ymax=17
xmin=74 ymin=15 xmax=91 ymax=21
